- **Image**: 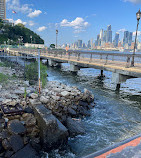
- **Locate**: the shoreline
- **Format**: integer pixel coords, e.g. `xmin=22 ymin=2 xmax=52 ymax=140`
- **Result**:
xmin=0 ymin=60 xmax=95 ymax=157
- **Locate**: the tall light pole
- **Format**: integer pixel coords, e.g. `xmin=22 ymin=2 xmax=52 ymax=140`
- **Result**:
xmin=131 ymin=9 xmax=141 ymax=67
xmin=56 ymin=29 xmax=58 ymax=49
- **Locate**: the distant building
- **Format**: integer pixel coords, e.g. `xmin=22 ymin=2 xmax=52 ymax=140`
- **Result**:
xmin=106 ymin=25 xmax=112 ymax=43
xmin=123 ymin=31 xmax=132 ymax=46
xmin=0 ymin=0 xmax=6 ymax=20
xmin=87 ymin=40 xmax=91 ymax=48
xmin=103 ymin=30 xmax=107 ymax=43
xmin=100 ymin=29 xmax=103 ymax=40
xmin=24 ymin=43 xmax=45 ymax=49
xmin=114 ymin=33 xmax=119 ymax=47
xmin=78 ymin=40 xmax=82 ymax=48
xmin=91 ymin=38 xmax=93 ymax=49
xmin=129 ymin=32 xmax=133 ymax=46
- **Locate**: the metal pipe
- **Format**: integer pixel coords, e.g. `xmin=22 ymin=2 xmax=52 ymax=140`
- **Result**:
xmin=38 ymin=49 xmax=41 ymax=94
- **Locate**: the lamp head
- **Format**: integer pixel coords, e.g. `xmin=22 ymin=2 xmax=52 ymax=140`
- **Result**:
xmin=136 ymin=9 xmax=141 ymax=20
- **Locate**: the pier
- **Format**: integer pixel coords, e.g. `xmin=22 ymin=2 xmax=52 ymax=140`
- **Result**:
xmin=1 ymin=48 xmax=141 ymax=90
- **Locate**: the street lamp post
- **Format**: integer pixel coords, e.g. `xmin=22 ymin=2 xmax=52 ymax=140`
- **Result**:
xmin=56 ymin=29 xmax=58 ymax=49
xmin=131 ymin=9 xmax=141 ymax=67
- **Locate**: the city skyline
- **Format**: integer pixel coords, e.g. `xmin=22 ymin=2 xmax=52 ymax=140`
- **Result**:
xmin=4 ymin=0 xmax=141 ymax=46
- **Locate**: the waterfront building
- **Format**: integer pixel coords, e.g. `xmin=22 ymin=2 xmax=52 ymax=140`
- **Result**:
xmin=78 ymin=40 xmax=82 ymax=48
xmin=0 ymin=0 xmax=6 ymax=20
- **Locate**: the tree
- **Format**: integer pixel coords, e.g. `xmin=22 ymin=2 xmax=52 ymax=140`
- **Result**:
xmin=50 ymin=44 xmax=55 ymax=48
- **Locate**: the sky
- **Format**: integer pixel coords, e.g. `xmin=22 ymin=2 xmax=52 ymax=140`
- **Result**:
xmin=5 ymin=0 xmax=141 ymax=46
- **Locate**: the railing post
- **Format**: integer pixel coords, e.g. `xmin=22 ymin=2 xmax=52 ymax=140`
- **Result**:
xmin=77 ymin=53 xmax=80 ymax=61
xmin=68 ymin=52 xmax=70 ymax=59
xmin=105 ymin=55 xmax=108 ymax=65
xmin=126 ymin=56 xmax=130 ymax=68
xmin=90 ymin=53 xmax=92 ymax=62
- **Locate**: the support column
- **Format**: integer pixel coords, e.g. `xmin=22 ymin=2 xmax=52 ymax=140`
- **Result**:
xmin=112 ymin=72 xmax=132 ymax=91
xmin=101 ymin=70 xmax=103 ymax=77
xmin=116 ymin=84 xmax=121 ymax=91
xmin=70 ymin=63 xmax=80 ymax=72
xmin=48 ymin=59 xmax=56 ymax=67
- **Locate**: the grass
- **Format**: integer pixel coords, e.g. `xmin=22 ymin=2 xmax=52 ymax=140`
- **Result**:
xmin=0 ymin=73 xmax=9 ymax=83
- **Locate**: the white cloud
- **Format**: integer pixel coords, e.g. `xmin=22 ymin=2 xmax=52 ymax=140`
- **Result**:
xmin=7 ymin=0 xmax=32 ymax=14
xmin=60 ymin=17 xmax=89 ymax=34
xmin=29 ymin=21 xmax=35 ymax=26
xmin=15 ymin=19 xmax=27 ymax=25
xmin=28 ymin=10 xmax=42 ymax=18
xmin=117 ymin=28 xmax=127 ymax=32
xmin=37 ymin=26 xmax=47 ymax=32
xmin=60 ymin=17 xmax=89 ymax=29
xmin=133 ymin=31 xmax=141 ymax=36
xmin=123 ymin=0 xmax=141 ymax=3
xmin=8 ymin=18 xmax=27 ymax=25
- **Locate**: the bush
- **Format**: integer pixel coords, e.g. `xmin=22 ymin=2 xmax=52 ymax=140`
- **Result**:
xmin=25 ymin=62 xmax=47 ymax=88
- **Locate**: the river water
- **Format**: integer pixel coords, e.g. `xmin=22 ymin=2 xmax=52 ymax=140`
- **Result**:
xmin=1 ymin=51 xmax=141 ymax=158
xmin=46 ymin=63 xmax=141 ymax=158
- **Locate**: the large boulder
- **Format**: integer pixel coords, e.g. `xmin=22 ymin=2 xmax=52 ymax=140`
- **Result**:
xmin=7 ymin=120 xmax=26 ymax=135
xmin=33 ymin=105 xmax=68 ymax=150
xmin=30 ymin=93 xmax=38 ymax=99
xmin=40 ymin=96 xmax=49 ymax=104
xmin=66 ymin=117 xmax=85 ymax=137
xmin=61 ymin=91 xmax=70 ymax=97
xmin=9 ymin=135 xmax=24 ymax=152
xmin=11 ymin=144 xmax=40 ymax=158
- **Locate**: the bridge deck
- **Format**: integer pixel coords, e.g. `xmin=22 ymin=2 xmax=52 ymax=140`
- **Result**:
xmin=2 ymin=49 xmax=141 ymax=78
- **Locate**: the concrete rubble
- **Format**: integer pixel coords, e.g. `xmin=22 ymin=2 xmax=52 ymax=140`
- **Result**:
xmin=0 ymin=62 xmax=95 ymax=157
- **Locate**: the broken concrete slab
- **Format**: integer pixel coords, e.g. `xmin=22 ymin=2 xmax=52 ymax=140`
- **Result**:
xmin=33 ymin=104 xmax=68 ymax=150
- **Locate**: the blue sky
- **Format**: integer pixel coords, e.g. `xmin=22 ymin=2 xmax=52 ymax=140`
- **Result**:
xmin=6 ymin=0 xmax=141 ymax=46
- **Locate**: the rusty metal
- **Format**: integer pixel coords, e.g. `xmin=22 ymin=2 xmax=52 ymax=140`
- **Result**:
xmin=0 ymin=103 xmax=24 ymax=116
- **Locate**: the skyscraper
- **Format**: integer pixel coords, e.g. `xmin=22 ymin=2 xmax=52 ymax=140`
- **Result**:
xmin=114 ymin=33 xmax=119 ymax=47
xmin=0 ymin=0 xmax=6 ymax=20
xmin=123 ymin=31 xmax=132 ymax=46
xmin=100 ymin=29 xmax=103 ymax=40
xmin=78 ymin=40 xmax=82 ymax=48
xmin=106 ymin=25 xmax=112 ymax=43
xmin=87 ymin=40 xmax=91 ymax=48
xmin=129 ymin=32 xmax=133 ymax=46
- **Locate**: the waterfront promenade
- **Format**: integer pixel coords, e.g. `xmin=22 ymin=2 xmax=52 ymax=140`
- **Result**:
xmin=2 ymin=48 xmax=141 ymax=90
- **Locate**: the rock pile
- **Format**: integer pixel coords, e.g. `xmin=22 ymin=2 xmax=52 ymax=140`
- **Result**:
xmin=39 ymin=81 xmax=94 ymax=122
xmin=0 ymin=114 xmax=40 ymax=158
xmin=0 ymin=61 xmax=95 ymax=157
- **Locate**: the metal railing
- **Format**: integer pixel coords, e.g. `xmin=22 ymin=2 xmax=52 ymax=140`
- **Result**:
xmin=2 ymin=48 xmax=141 ymax=68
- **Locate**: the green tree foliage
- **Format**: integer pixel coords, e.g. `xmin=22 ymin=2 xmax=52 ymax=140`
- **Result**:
xmin=0 ymin=20 xmax=44 ymax=45
xmin=50 ymin=44 xmax=55 ymax=48
xmin=25 ymin=62 xmax=47 ymax=88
